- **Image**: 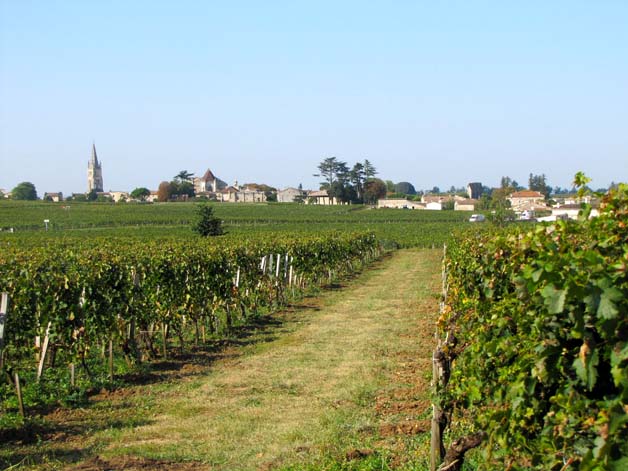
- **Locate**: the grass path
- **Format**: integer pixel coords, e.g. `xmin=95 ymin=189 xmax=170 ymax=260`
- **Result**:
xmin=8 ymin=249 xmax=441 ymax=471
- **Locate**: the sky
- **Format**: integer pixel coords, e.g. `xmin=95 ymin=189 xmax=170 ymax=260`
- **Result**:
xmin=1 ymin=0 xmax=627 ymax=196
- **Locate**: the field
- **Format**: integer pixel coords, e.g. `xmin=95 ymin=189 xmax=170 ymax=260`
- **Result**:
xmin=3 ymin=194 xmax=624 ymax=471
xmin=0 ymin=200 xmax=457 ymax=470
xmin=0 ymin=200 xmax=471 ymax=248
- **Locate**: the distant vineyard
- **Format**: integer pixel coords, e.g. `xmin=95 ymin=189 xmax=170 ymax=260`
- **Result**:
xmin=435 ymin=186 xmax=627 ymax=470
xmin=0 ymin=232 xmax=378 ymax=411
xmin=0 ymin=201 xmax=469 ymax=247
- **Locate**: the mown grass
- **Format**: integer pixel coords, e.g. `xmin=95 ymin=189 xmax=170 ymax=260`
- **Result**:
xmin=1 ymin=249 xmax=441 ymax=470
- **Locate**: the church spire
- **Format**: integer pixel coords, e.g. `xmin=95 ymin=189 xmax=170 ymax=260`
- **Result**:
xmin=91 ymin=142 xmax=99 ymax=165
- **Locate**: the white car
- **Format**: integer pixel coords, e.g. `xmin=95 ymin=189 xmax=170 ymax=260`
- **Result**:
xmin=469 ymin=214 xmax=485 ymax=222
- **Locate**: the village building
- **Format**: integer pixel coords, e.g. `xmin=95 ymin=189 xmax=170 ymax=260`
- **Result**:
xmin=277 ymin=187 xmax=307 ymax=203
xmin=306 ymin=190 xmax=337 ymax=205
xmin=217 ymin=183 xmax=266 ymax=203
xmin=108 ymin=191 xmax=130 ymax=203
xmin=454 ymin=198 xmax=478 ymax=211
xmin=193 ymin=169 xmax=227 ymax=194
xmin=507 ymin=190 xmax=547 ymax=212
xmin=145 ymin=191 xmax=159 ymax=203
xmin=87 ymin=143 xmax=104 ymax=192
xmin=425 ymin=201 xmax=442 ymax=210
xmin=377 ymin=199 xmax=425 ymax=209
xmin=43 ymin=192 xmax=63 ymax=202
xmin=466 ymin=182 xmax=483 ymax=199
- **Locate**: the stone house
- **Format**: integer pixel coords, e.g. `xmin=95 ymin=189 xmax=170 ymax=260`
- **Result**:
xmin=454 ymin=198 xmax=478 ymax=211
xmin=193 ymin=168 xmax=227 ymax=194
xmin=467 ymin=182 xmax=483 ymax=200
xmin=217 ymin=184 xmax=266 ymax=203
xmin=508 ymin=190 xmax=546 ymax=211
xmin=306 ymin=190 xmax=337 ymax=205
xmin=277 ymin=187 xmax=307 ymax=203
xmin=44 ymin=192 xmax=63 ymax=202
xmin=377 ymin=199 xmax=425 ymax=209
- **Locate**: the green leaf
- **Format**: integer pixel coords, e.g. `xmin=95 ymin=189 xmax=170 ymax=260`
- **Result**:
xmin=610 ymin=457 xmax=628 ymax=471
xmin=541 ymin=284 xmax=566 ymax=314
xmin=597 ymin=287 xmax=622 ymax=320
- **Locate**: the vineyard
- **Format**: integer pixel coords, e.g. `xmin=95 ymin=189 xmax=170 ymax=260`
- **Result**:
xmin=0 ymin=200 xmax=468 ymax=247
xmin=0 ymin=232 xmax=379 ymax=420
xmin=435 ymin=184 xmax=627 ymax=470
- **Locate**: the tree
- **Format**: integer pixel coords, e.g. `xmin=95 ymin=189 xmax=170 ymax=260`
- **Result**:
xmin=11 ymin=182 xmax=37 ymax=200
xmin=314 ymin=157 xmax=344 ymax=188
xmin=394 ymin=182 xmax=416 ymax=195
xmin=349 ymin=163 xmax=366 ymax=200
xmin=431 ymin=186 xmax=440 ymax=194
xmin=363 ymin=159 xmax=377 ymax=178
xmin=157 ymin=181 xmax=173 ymax=202
xmin=171 ymin=170 xmax=195 ymax=199
xmin=363 ymin=178 xmax=387 ymax=204
xmin=131 ymin=187 xmax=151 ymax=201
xmin=175 ymin=170 xmax=194 ymax=182
xmin=528 ymin=173 xmax=551 ymax=199
xmin=385 ymin=180 xmax=395 ymax=193
xmin=192 ymin=204 xmax=223 ymax=236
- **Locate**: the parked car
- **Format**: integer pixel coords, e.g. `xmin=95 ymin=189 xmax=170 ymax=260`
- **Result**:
xmin=469 ymin=214 xmax=485 ymax=222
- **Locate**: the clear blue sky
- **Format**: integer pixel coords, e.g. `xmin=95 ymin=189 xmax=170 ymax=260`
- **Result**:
xmin=1 ymin=0 xmax=627 ymax=195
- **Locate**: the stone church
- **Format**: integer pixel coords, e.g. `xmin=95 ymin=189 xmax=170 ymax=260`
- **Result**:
xmin=88 ymin=143 xmax=103 ymax=192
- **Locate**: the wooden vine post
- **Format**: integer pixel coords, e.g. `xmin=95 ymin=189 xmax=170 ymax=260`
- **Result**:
xmin=37 ymin=321 xmax=52 ymax=381
xmin=0 ymin=292 xmax=8 ymax=369
xmin=1 ymin=293 xmax=26 ymax=417
xmin=431 ymin=244 xmax=448 ymax=471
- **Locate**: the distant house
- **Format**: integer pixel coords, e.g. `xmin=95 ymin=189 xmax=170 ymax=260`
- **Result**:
xmin=145 ymin=191 xmax=159 ymax=203
xmin=193 ymin=168 xmax=227 ymax=194
xmin=277 ymin=187 xmax=306 ymax=203
xmin=425 ymin=201 xmax=442 ymax=210
xmin=377 ymin=199 xmax=425 ymax=209
xmin=44 ymin=192 xmax=63 ymax=202
xmin=508 ymin=190 xmax=546 ymax=211
xmin=422 ymin=194 xmax=466 ymax=205
xmin=551 ymin=203 xmax=599 ymax=220
xmin=306 ymin=190 xmax=337 ymax=205
xmin=454 ymin=198 xmax=477 ymax=211
xmin=467 ymin=182 xmax=483 ymax=200
xmin=217 ymin=184 xmax=266 ymax=203
xmin=109 ymin=191 xmax=130 ymax=203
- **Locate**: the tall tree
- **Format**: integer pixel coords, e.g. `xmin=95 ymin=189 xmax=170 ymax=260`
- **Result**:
xmin=175 ymin=170 xmax=194 ymax=182
xmin=528 ymin=173 xmax=551 ymax=199
xmin=314 ymin=157 xmax=343 ymax=188
xmin=350 ymin=162 xmax=366 ymax=199
xmin=11 ymin=182 xmax=37 ymax=200
xmin=363 ymin=159 xmax=377 ymax=178
xmin=395 ymin=182 xmax=416 ymax=195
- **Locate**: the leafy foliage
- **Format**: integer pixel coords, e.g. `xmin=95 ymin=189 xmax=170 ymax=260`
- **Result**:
xmin=192 ymin=204 xmax=223 ymax=236
xmin=0 ymin=232 xmax=379 ymax=411
xmin=441 ymin=183 xmax=628 ymax=469
xmin=11 ymin=182 xmax=37 ymax=201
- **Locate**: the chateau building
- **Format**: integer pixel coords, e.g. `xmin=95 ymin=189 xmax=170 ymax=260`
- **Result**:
xmin=87 ymin=144 xmax=104 ymax=192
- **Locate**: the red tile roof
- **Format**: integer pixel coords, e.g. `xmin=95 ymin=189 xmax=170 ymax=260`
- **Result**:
xmin=509 ymin=190 xmax=544 ymax=198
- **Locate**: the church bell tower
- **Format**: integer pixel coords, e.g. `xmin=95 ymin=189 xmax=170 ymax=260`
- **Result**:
xmin=87 ymin=143 xmax=104 ymax=192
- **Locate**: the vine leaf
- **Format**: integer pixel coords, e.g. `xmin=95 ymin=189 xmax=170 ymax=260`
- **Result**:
xmin=598 ymin=287 xmax=622 ymax=320
xmin=541 ymin=284 xmax=566 ymax=314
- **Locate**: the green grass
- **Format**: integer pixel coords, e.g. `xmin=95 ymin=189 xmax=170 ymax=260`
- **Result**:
xmin=0 ymin=249 xmax=442 ymax=470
